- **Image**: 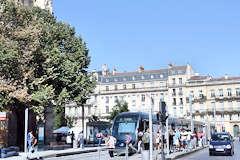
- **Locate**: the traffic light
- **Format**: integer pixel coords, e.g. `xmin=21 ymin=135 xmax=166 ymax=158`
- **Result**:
xmin=157 ymin=101 xmax=168 ymax=125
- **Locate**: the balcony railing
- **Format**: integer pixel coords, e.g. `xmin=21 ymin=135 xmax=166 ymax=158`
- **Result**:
xmin=178 ymin=92 xmax=183 ymax=96
xmin=192 ymin=95 xmax=207 ymax=103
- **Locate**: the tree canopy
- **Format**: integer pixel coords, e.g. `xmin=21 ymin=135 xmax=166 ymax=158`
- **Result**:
xmin=108 ymin=100 xmax=129 ymax=120
xmin=0 ymin=0 xmax=95 ymax=121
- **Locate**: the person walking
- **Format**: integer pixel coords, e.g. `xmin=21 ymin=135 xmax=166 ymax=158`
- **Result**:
xmin=27 ymin=133 xmax=39 ymax=160
xmin=78 ymin=131 xmax=84 ymax=149
xmin=71 ymin=131 xmax=75 ymax=148
xmin=125 ymin=133 xmax=138 ymax=153
xmin=27 ymin=130 xmax=33 ymax=152
xmin=105 ymin=135 xmax=116 ymax=158
xmin=96 ymin=130 xmax=103 ymax=147
xmin=155 ymin=131 xmax=161 ymax=151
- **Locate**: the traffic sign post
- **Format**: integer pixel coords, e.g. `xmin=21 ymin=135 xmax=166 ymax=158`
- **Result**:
xmin=0 ymin=112 xmax=6 ymax=120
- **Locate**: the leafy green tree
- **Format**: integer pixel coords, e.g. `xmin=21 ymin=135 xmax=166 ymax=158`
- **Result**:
xmin=108 ymin=100 xmax=129 ymax=120
xmin=0 ymin=0 xmax=95 ymax=128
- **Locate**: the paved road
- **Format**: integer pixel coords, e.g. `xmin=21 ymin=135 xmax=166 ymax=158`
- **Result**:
xmin=177 ymin=141 xmax=240 ymax=160
xmin=45 ymin=151 xmax=142 ymax=160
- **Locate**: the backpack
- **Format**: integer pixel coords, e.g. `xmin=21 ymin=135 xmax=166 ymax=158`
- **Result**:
xmin=142 ymin=133 xmax=149 ymax=143
xmin=96 ymin=133 xmax=101 ymax=138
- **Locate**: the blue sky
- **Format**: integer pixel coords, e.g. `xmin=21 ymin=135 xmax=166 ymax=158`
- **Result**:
xmin=53 ymin=0 xmax=240 ymax=77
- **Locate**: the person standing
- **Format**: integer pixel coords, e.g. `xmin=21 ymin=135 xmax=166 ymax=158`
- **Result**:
xmin=136 ymin=129 xmax=143 ymax=153
xmin=96 ymin=130 xmax=103 ymax=147
xmin=155 ymin=131 xmax=161 ymax=151
xmin=142 ymin=128 xmax=150 ymax=150
xmin=78 ymin=131 xmax=84 ymax=149
xmin=71 ymin=131 xmax=75 ymax=148
xmin=105 ymin=135 xmax=116 ymax=158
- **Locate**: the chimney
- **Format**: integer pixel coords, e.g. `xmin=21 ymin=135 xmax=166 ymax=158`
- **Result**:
xmin=224 ymin=74 xmax=229 ymax=79
xmin=168 ymin=62 xmax=173 ymax=68
xmin=138 ymin=65 xmax=144 ymax=73
xmin=102 ymin=64 xmax=107 ymax=76
xmin=113 ymin=67 xmax=117 ymax=75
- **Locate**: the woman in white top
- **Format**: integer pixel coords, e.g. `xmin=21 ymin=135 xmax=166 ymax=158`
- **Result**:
xmin=106 ymin=135 xmax=116 ymax=158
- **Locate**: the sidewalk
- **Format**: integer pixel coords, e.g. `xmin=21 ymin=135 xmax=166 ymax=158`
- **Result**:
xmin=3 ymin=145 xmax=208 ymax=160
xmin=3 ymin=146 xmax=101 ymax=160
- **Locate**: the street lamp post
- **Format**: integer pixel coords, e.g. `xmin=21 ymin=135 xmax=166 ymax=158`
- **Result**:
xmin=214 ymin=102 xmax=216 ymax=132
xmin=189 ymin=93 xmax=194 ymax=133
xmin=149 ymin=96 xmax=154 ymax=160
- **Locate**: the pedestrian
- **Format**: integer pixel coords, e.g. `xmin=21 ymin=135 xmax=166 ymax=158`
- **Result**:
xmin=105 ymin=135 xmax=116 ymax=158
xmin=125 ymin=133 xmax=138 ymax=152
xmin=27 ymin=133 xmax=39 ymax=160
xmin=155 ymin=130 xmax=161 ymax=151
xmin=142 ymin=128 xmax=150 ymax=150
xmin=173 ymin=129 xmax=180 ymax=152
xmin=169 ymin=130 xmax=174 ymax=153
xmin=71 ymin=131 xmax=75 ymax=148
xmin=78 ymin=131 xmax=84 ymax=149
xmin=27 ymin=130 xmax=33 ymax=152
xmin=96 ymin=130 xmax=103 ymax=147
xmin=136 ymin=129 xmax=143 ymax=153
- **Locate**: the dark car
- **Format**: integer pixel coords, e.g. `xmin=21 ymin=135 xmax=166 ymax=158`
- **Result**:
xmin=209 ymin=132 xmax=234 ymax=156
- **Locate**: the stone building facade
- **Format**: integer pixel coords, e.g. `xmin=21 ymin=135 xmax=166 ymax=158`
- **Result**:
xmin=65 ymin=63 xmax=240 ymax=138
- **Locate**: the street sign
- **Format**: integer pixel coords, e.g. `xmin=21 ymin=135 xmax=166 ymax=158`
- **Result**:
xmin=0 ymin=112 xmax=6 ymax=120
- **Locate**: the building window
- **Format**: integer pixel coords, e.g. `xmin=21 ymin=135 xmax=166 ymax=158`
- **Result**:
xmin=141 ymin=94 xmax=145 ymax=102
xmin=238 ymin=113 xmax=240 ymax=120
xmin=210 ymin=89 xmax=215 ymax=97
xmin=69 ymin=107 xmax=72 ymax=116
xmin=132 ymin=84 xmax=136 ymax=89
xmin=192 ymin=115 xmax=195 ymax=120
xmin=179 ymin=88 xmax=183 ymax=96
xmin=227 ymin=88 xmax=232 ymax=97
xmin=132 ymin=95 xmax=136 ymax=107
xmin=179 ymin=78 xmax=182 ymax=84
xmin=200 ymin=115 xmax=204 ymax=120
xmin=123 ymin=84 xmax=127 ymax=90
xmin=94 ymin=106 xmax=97 ymax=115
xmin=106 ymin=106 xmax=109 ymax=114
xmin=190 ymin=91 xmax=194 ymax=98
xmin=173 ymin=98 xmax=176 ymax=105
xmin=221 ymin=114 xmax=224 ymax=121
xmin=199 ymin=90 xmax=203 ymax=98
xmin=74 ymin=107 xmax=78 ymax=117
xmin=160 ymin=93 xmax=164 ymax=101
xmin=105 ymin=96 xmax=109 ymax=103
xmin=141 ymin=83 xmax=145 ymax=88
xmin=106 ymin=86 xmax=109 ymax=91
xmin=114 ymin=96 xmax=118 ymax=103
xmin=199 ymin=103 xmax=203 ymax=113
xmin=172 ymin=89 xmax=176 ymax=96
xmin=180 ymin=98 xmax=183 ymax=105
xmin=88 ymin=106 xmax=91 ymax=116
xmin=173 ymin=107 xmax=176 ymax=117
xmin=219 ymin=89 xmax=223 ymax=97
xmin=236 ymin=88 xmax=240 ymax=96
xmin=150 ymin=82 xmax=154 ymax=88
xmin=180 ymin=107 xmax=183 ymax=116
xmin=114 ymin=85 xmax=118 ymax=90
xmin=229 ymin=114 xmax=232 ymax=121
xmin=172 ymin=78 xmax=176 ymax=85
xmin=160 ymin=82 xmax=164 ymax=88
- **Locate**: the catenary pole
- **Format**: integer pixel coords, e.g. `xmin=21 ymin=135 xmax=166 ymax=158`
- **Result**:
xmin=24 ymin=108 xmax=28 ymax=154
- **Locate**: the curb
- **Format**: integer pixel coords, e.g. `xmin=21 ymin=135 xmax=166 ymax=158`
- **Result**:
xmin=28 ymin=148 xmax=99 ymax=160
xmin=172 ymin=146 xmax=208 ymax=160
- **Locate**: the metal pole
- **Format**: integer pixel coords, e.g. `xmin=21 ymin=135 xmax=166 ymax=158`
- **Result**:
xmin=125 ymin=145 xmax=128 ymax=160
xmin=98 ymin=147 xmax=101 ymax=160
xmin=214 ymin=103 xmax=216 ymax=132
xmin=149 ymin=97 xmax=153 ymax=160
xmin=24 ymin=108 xmax=28 ymax=154
xmin=166 ymin=116 xmax=169 ymax=156
xmin=161 ymin=123 xmax=165 ymax=160
xmin=190 ymin=94 xmax=194 ymax=133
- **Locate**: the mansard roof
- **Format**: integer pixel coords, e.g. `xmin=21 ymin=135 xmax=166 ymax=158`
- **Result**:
xmin=98 ymin=65 xmax=187 ymax=84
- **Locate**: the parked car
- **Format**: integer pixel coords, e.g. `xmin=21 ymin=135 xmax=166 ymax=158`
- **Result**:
xmin=209 ymin=132 xmax=234 ymax=156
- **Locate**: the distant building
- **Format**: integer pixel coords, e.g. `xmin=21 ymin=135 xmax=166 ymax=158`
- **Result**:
xmin=14 ymin=0 xmax=53 ymax=12
xmin=66 ymin=63 xmax=240 ymax=137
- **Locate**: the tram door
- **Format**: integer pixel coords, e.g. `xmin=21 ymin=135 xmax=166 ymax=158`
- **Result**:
xmin=234 ymin=125 xmax=239 ymax=137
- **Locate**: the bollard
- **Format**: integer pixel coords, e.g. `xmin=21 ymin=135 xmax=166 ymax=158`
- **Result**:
xmin=125 ymin=145 xmax=128 ymax=160
xmin=98 ymin=147 xmax=101 ymax=160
